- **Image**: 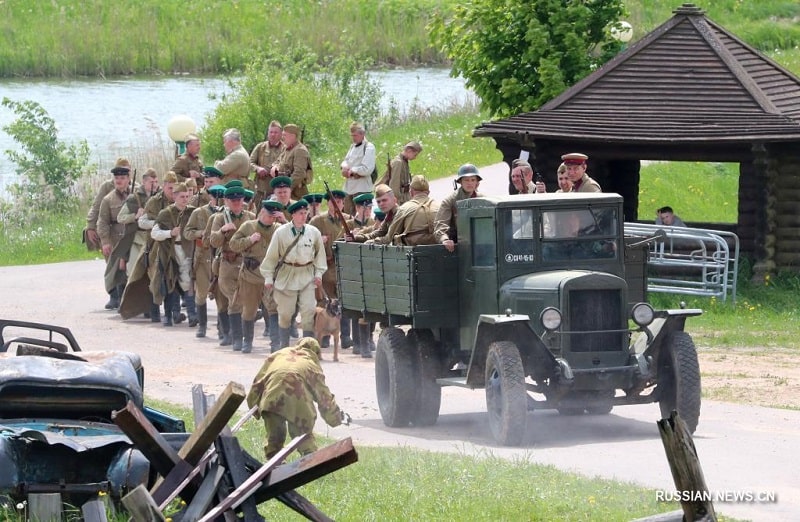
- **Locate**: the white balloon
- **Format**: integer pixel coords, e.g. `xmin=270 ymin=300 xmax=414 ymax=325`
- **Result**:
xmin=611 ymin=21 xmax=633 ymax=43
xmin=166 ymin=114 xmax=197 ymax=142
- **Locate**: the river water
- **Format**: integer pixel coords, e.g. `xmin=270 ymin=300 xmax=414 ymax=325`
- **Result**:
xmin=0 ymin=68 xmax=473 ymax=195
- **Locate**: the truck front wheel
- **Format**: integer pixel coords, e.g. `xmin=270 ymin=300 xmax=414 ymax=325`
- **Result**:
xmin=375 ymin=327 xmax=416 ymax=427
xmin=657 ymin=331 xmax=701 ymax=433
xmin=485 ymin=341 xmax=527 ymax=446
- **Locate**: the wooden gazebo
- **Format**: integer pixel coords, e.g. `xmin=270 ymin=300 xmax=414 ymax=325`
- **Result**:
xmin=473 ymin=3 xmax=800 ymax=275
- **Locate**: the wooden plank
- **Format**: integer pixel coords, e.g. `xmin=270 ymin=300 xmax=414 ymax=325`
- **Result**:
xmin=197 ymin=435 xmax=306 ymax=522
xmin=178 ymin=381 xmax=246 ymax=465
xmin=657 ymin=411 xmax=717 ymax=522
xmin=150 ymin=459 xmax=197 ymax=506
xmin=112 ymin=400 xmax=181 ymax=477
xmin=80 ymin=499 xmax=109 ymax=522
xmin=28 ymin=493 xmax=62 ymax=522
xmin=121 ymin=485 xmax=165 ymax=522
xmin=253 ymin=437 xmax=358 ymax=503
xmin=216 ymin=433 xmax=264 ymax=522
xmin=276 ymin=491 xmax=334 ymax=522
xmin=181 ymin=463 xmax=227 ymax=522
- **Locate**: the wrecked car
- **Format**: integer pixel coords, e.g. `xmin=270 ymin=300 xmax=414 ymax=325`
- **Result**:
xmin=0 ymin=319 xmax=185 ymax=505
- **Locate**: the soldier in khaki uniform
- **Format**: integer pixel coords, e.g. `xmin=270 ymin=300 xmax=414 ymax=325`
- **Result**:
xmin=171 ymin=133 xmax=204 ymax=182
xmin=260 ymin=200 xmax=327 ymax=349
xmin=246 ymin=337 xmax=349 ymax=459
xmin=384 ymin=175 xmax=440 ymax=246
xmin=229 ymin=200 xmax=284 ymax=353
xmin=97 ymin=164 xmax=132 ymax=309
xmin=184 ymin=183 xmax=226 ymax=338
xmin=347 ymin=193 xmax=378 ymax=357
xmin=86 ymin=158 xmax=130 ymax=252
xmin=209 ymin=181 xmax=255 ymax=350
xmin=215 ymin=128 xmax=251 ymax=187
xmin=349 ymin=184 xmax=398 ymax=243
xmin=270 ymin=124 xmax=312 ymax=201
xmin=434 ymin=163 xmax=484 ymax=253
xmin=376 ymin=141 xmax=422 ymax=205
xmin=562 ymin=152 xmax=601 ymax=192
xmin=309 ymin=190 xmax=351 ymax=348
xmin=149 ymin=183 xmax=195 ymax=326
xmin=250 ymin=121 xmax=286 ymax=209
xmin=117 ymin=168 xmax=159 ymax=279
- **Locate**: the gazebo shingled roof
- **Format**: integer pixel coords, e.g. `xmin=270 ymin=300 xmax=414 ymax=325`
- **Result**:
xmin=473 ymin=3 xmax=800 ymax=145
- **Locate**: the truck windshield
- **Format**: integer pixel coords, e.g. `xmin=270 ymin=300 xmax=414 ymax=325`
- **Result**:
xmin=541 ymin=208 xmax=618 ymax=262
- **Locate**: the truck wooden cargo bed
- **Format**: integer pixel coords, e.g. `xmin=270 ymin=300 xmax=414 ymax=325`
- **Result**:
xmin=334 ymin=242 xmax=459 ymax=329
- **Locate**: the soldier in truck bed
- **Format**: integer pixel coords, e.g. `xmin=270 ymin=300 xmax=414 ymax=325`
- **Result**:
xmin=347 ymin=184 xmax=397 ymax=244
xmin=383 ymin=175 xmax=439 ymax=246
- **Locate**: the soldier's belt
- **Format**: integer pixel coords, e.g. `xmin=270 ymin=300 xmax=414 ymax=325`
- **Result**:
xmin=242 ymin=257 xmax=261 ymax=271
xmin=284 ymin=261 xmax=312 ymax=267
xmin=221 ymin=251 xmax=240 ymax=263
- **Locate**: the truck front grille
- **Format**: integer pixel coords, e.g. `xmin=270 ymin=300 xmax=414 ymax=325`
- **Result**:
xmin=568 ymin=289 xmax=624 ymax=352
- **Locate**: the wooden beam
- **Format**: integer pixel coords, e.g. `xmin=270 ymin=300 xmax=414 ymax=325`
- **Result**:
xmin=121 ymin=485 xmax=165 ymax=522
xmin=657 ymin=411 xmax=717 ymax=522
xmin=112 ymin=400 xmax=180 ymax=477
xmin=80 ymin=499 xmax=109 ymax=522
xmin=197 ymin=435 xmax=306 ymax=522
xmin=252 ymin=438 xmax=358 ymax=503
xmin=28 ymin=493 xmax=62 ymax=522
xmin=178 ymin=381 xmax=245 ymax=465
xmin=217 ymin=434 xmax=264 ymax=522
xmin=181 ymin=463 xmax=227 ymax=522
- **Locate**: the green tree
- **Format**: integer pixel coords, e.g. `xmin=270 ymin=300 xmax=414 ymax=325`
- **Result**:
xmin=2 ymin=98 xmax=92 ymax=212
xmin=430 ymin=0 xmax=625 ymax=117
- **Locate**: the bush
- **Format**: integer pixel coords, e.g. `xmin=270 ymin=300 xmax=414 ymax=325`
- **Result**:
xmin=1 ymin=98 xmax=94 ymax=215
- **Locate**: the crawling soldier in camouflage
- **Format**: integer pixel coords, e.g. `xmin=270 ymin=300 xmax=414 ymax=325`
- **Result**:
xmin=246 ymin=337 xmax=350 ymax=458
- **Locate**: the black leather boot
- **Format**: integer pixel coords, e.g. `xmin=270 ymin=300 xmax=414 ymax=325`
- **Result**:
xmin=340 ymin=317 xmax=353 ymax=349
xmin=150 ymin=302 xmax=161 ymax=323
xmin=359 ymin=323 xmax=373 ymax=358
xmin=230 ymin=313 xmax=243 ymax=351
xmin=279 ymin=327 xmax=291 ymax=350
xmin=269 ymin=314 xmax=281 ymax=353
xmin=186 ymin=297 xmax=198 ymax=327
xmin=104 ymin=286 xmax=120 ymax=310
xmin=218 ymin=312 xmax=231 ymax=346
xmin=352 ymin=320 xmax=362 ymax=355
xmin=242 ymin=320 xmax=255 ymax=353
xmin=196 ymin=304 xmax=207 ymax=338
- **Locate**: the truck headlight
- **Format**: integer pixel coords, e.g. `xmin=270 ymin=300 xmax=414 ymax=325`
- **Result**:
xmin=631 ymin=302 xmax=655 ymax=327
xmin=540 ymin=307 xmax=562 ymax=331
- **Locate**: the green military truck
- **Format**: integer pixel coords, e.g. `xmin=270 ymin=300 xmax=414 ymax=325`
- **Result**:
xmin=335 ymin=192 xmax=701 ymax=446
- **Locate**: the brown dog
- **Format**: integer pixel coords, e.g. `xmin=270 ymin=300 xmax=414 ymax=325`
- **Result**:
xmin=314 ymin=298 xmax=342 ymax=361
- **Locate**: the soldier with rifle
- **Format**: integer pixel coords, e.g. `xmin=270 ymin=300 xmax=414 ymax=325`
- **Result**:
xmin=376 ymin=141 xmax=422 ymax=205
xmin=117 ymin=168 xmax=159 ymax=280
xmin=310 ymin=185 xmax=351 ymax=348
xmin=209 ymin=180 xmax=255 ymax=350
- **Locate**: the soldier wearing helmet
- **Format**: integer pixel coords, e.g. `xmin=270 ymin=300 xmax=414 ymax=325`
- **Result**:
xmin=434 ymin=164 xmax=483 ymax=252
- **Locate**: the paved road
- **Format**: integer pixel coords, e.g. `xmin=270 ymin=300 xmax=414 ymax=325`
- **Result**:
xmin=1 ymin=165 xmax=797 ymax=521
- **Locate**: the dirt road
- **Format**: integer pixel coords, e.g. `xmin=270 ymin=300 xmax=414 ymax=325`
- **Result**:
xmin=1 ymin=165 xmax=797 ymax=521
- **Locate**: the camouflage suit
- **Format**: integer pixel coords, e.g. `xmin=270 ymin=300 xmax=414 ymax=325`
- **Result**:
xmin=246 ymin=338 xmax=343 ymax=458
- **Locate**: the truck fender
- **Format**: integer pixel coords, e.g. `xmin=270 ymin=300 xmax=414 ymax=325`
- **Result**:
xmin=465 ymin=314 xmax=559 ymax=387
xmin=638 ymin=308 xmax=702 ymax=368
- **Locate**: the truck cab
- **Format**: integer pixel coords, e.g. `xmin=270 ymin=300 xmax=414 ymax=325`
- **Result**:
xmin=335 ymin=193 xmax=701 ymax=446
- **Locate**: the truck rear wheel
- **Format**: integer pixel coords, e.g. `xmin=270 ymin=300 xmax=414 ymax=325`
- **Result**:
xmin=657 ymin=331 xmax=701 ymax=433
xmin=375 ymin=327 xmax=416 ymax=427
xmin=485 ymin=341 xmax=527 ymax=446
xmin=407 ymin=329 xmax=442 ymax=427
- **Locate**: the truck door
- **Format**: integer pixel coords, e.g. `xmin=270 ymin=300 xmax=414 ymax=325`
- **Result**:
xmin=458 ymin=211 xmax=499 ymax=346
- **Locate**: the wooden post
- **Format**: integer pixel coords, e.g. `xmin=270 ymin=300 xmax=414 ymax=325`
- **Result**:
xmin=81 ymin=499 xmax=109 ymax=522
xmin=657 ymin=411 xmax=717 ymax=522
xmin=28 ymin=493 xmax=62 ymax=522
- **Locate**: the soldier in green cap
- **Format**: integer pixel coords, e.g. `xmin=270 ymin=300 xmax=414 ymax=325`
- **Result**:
xmin=268 ymin=176 xmax=295 ymax=223
xmin=171 ymin=133 xmax=204 ymax=182
xmin=346 ymin=192 xmax=378 ymax=356
xmin=209 ymin=180 xmax=256 ymax=349
xmin=250 ymin=120 xmax=286 ymax=209
xmin=97 ymin=161 xmax=132 ymax=309
xmin=260 ymin=199 xmax=327 ymax=349
xmin=149 ymin=182 xmax=196 ymax=326
xmin=246 ymin=337 xmax=349 ymax=459
xmin=184 ymin=184 xmax=226 ymax=338
xmin=190 ymin=166 xmax=223 ymax=208
xmin=270 ymin=124 xmax=313 ymax=200
xmin=309 ymin=189 xmax=351 ymax=348
xmin=434 ymin=163 xmax=484 ymax=252
xmin=229 ymin=200 xmax=284 ymax=353
xmin=303 ymin=193 xmax=324 ymax=219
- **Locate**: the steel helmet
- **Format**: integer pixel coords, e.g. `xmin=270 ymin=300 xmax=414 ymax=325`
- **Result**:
xmin=456 ymin=163 xmax=482 ymax=181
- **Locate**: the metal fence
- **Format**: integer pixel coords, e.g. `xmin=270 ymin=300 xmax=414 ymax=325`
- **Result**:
xmin=624 ymin=223 xmax=739 ymax=303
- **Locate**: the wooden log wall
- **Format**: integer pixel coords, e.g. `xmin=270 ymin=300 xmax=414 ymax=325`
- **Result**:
xmin=769 ymin=146 xmax=800 ymax=271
